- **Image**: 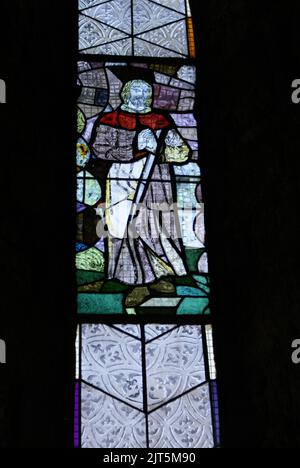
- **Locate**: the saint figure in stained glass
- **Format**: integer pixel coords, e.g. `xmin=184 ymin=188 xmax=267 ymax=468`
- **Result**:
xmin=90 ymin=73 xmax=192 ymax=306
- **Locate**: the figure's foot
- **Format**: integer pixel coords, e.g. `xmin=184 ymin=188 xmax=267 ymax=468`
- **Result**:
xmin=125 ymin=287 xmax=150 ymax=307
xmin=149 ymin=278 xmax=175 ymax=294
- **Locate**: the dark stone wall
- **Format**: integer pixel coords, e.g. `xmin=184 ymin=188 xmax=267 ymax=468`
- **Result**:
xmin=0 ymin=0 xmax=299 ymax=448
xmin=0 ymin=0 xmax=76 ymax=448
xmin=195 ymin=1 xmax=300 ymax=447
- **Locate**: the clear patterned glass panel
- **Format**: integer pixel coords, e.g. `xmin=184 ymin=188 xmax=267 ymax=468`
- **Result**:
xmin=148 ymin=385 xmax=214 ymax=448
xmin=79 ymin=324 xmax=218 ymax=448
xmin=81 ymin=382 xmax=147 ymax=448
xmin=79 ymin=0 xmax=196 ymax=58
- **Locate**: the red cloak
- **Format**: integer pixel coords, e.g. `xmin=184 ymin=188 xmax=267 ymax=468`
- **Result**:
xmin=99 ymin=109 xmax=171 ymax=131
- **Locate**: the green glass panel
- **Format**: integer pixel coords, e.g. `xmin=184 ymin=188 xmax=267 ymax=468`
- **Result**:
xmin=185 ymin=248 xmax=205 ymax=273
xmin=177 ymin=297 xmax=210 ymax=315
xmin=76 ymin=248 xmax=105 ymax=273
xmin=78 ymin=294 xmax=125 ymax=314
xmin=77 ymin=271 xmax=104 ymax=286
xmin=77 ymin=107 xmax=86 ymax=134
xmin=101 ymin=280 xmax=129 ymax=294
xmin=175 ymin=276 xmax=197 ymax=286
xmin=193 ymin=275 xmax=210 ymax=294
xmin=177 ymin=286 xmax=207 ymax=297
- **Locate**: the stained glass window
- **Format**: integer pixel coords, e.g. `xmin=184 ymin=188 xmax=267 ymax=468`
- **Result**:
xmin=76 ymin=0 xmax=220 ymax=449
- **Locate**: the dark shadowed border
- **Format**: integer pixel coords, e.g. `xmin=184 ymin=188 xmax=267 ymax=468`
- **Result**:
xmin=0 ymin=0 xmax=300 ymax=448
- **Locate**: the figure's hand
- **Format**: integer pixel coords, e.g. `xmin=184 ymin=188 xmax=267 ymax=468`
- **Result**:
xmin=138 ymin=129 xmax=158 ymax=153
xmin=165 ymin=129 xmax=183 ymax=148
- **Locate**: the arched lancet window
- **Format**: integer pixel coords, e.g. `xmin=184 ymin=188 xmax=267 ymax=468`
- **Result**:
xmin=75 ymin=0 xmax=220 ymax=449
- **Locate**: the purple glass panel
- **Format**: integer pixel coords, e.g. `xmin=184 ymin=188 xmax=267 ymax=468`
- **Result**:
xmin=211 ymin=381 xmax=221 ymax=446
xmin=74 ymin=382 xmax=80 ymax=448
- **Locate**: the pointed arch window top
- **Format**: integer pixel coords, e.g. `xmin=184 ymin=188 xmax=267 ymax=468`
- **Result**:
xmin=79 ymin=0 xmax=196 ymax=58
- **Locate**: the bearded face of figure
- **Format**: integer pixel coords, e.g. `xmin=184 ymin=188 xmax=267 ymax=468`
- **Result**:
xmin=128 ymin=84 xmax=149 ymax=110
xmin=121 ymin=80 xmax=153 ymax=113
